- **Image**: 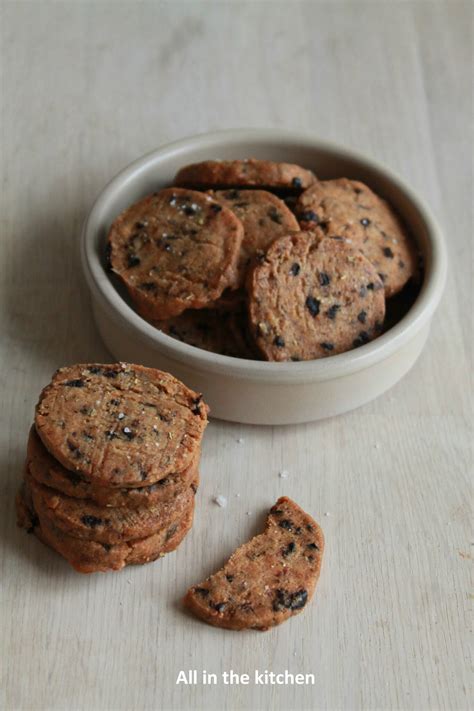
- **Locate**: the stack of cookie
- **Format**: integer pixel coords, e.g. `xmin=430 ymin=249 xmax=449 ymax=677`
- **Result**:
xmin=106 ymin=158 xmax=419 ymax=362
xmin=16 ymin=363 xmax=208 ymax=573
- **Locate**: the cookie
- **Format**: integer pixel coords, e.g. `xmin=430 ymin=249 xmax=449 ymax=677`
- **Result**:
xmin=17 ymin=487 xmax=194 ymax=573
xmin=185 ymin=496 xmax=324 ymax=631
xmin=107 ymin=188 xmax=244 ymax=320
xmin=26 ymin=470 xmax=198 ymax=544
xmin=154 ymin=307 xmax=258 ymax=360
xmin=208 ymin=189 xmax=300 ymax=284
xmin=296 ymin=178 xmax=417 ymax=297
xmin=175 ymin=159 xmax=316 ymax=192
xmin=35 ymin=363 xmax=208 ymax=486
xmin=27 ymin=426 xmax=198 ymax=508
xmin=248 ymin=232 xmax=385 ymax=361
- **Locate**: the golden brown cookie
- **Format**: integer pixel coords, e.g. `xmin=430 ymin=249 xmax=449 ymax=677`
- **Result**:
xmin=26 ymin=470 xmax=197 ymax=544
xmin=296 ymin=178 xmax=417 ymax=297
xmin=248 ymin=232 xmax=385 ymax=361
xmin=107 ymin=188 xmax=244 ymax=320
xmin=16 ymin=487 xmax=194 ymax=573
xmin=208 ymin=190 xmax=300 ymax=284
xmin=154 ymin=307 xmax=258 ymax=360
xmin=27 ymin=426 xmax=199 ymax=508
xmin=175 ymin=159 xmax=316 ymax=192
xmin=35 ymin=363 xmax=208 ymax=486
xmin=185 ymin=496 xmax=324 ymax=631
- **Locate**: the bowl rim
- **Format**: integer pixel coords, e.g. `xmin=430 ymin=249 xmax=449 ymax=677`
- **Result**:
xmin=81 ymin=128 xmax=447 ymax=384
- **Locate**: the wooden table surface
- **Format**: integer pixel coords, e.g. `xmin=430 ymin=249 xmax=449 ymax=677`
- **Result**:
xmin=1 ymin=2 xmax=471 ymax=710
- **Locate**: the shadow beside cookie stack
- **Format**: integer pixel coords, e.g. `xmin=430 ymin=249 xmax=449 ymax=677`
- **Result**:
xmin=16 ymin=363 xmax=208 ymax=573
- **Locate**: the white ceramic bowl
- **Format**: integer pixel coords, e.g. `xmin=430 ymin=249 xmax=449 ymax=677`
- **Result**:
xmin=81 ymin=129 xmax=447 ymax=425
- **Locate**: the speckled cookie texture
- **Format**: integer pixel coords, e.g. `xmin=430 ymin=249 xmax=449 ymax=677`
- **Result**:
xmin=175 ymin=159 xmax=316 ymax=192
xmin=185 ymin=496 xmax=324 ymax=631
xmin=208 ymin=189 xmax=300 ymax=284
xmin=27 ymin=426 xmax=198 ymax=507
xmin=248 ymin=232 xmax=386 ymax=361
xmin=16 ymin=486 xmax=194 ymax=573
xmin=35 ymin=363 xmax=208 ymax=486
xmin=26 ymin=469 xmax=197 ymax=544
xmin=154 ymin=307 xmax=258 ymax=360
xmin=296 ymin=178 xmax=417 ymax=297
xmin=107 ymin=187 xmax=244 ymax=319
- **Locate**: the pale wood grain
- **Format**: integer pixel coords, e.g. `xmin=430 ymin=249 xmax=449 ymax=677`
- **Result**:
xmin=0 ymin=1 xmax=471 ymax=710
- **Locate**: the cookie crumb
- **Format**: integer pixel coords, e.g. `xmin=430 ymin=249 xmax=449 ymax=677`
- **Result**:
xmin=324 ymin=512 xmax=331 ymax=517
xmin=236 ymin=438 xmax=244 ymax=444
xmin=279 ymin=470 xmax=290 ymax=479
xmin=214 ymin=495 xmax=228 ymax=508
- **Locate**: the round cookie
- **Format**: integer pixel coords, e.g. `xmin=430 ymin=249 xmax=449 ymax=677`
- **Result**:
xmin=35 ymin=363 xmax=208 ymax=486
xmin=17 ymin=488 xmax=194 ymax=573
xmin=185 ymin=496 xmax=324 ymax=631
xmin=174 ymin=159 xmax=316 ymax=192
xmin=154 ymin=307 xmax=258 ymax=360
xmin=296 ymin=178 xmax=417 ymax=297
xmin=248 ymin=232 xmax=385 ymax=361
xmin=27 ymin=426 xmax=198 ymax=508
xmin=26 ymin=470 xmax=198 ymax=544
xmin=107 ymin=188 xmax=244 ymax=320
xmin=208 ymin=189 xmax=300 ymax=284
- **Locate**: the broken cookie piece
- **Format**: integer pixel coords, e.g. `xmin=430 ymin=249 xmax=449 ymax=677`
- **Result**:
xmin=184 ymin=496 xmax=324 ymax=630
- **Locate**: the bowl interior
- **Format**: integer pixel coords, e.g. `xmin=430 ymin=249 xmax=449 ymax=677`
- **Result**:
xmin=83 ymin=130 xmax=446 ymax=379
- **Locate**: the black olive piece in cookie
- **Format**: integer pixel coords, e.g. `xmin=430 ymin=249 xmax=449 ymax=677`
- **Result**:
xmin=296 ymin=178 xmax=418 ymax=297
xmin=185 ymin=496 xmax=324 ymax=631
xmin=247 ymin=232 xmax=385 ymax=361
xmin=107 ymin=188 xmax=244 ymax=320
xmin=35 ymin=363 xmax=208 ymax=486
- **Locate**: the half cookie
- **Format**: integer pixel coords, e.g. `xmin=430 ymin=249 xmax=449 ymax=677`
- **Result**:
xmin=248 ymin=232 xmax=385 ymax=361
xmin=175 ymin=159 xmax=316 ymax=192
xmin=185 ymin=497 xmax=324 ymax=631
xmin=107 ymin=188 xmax=243 ymax=319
